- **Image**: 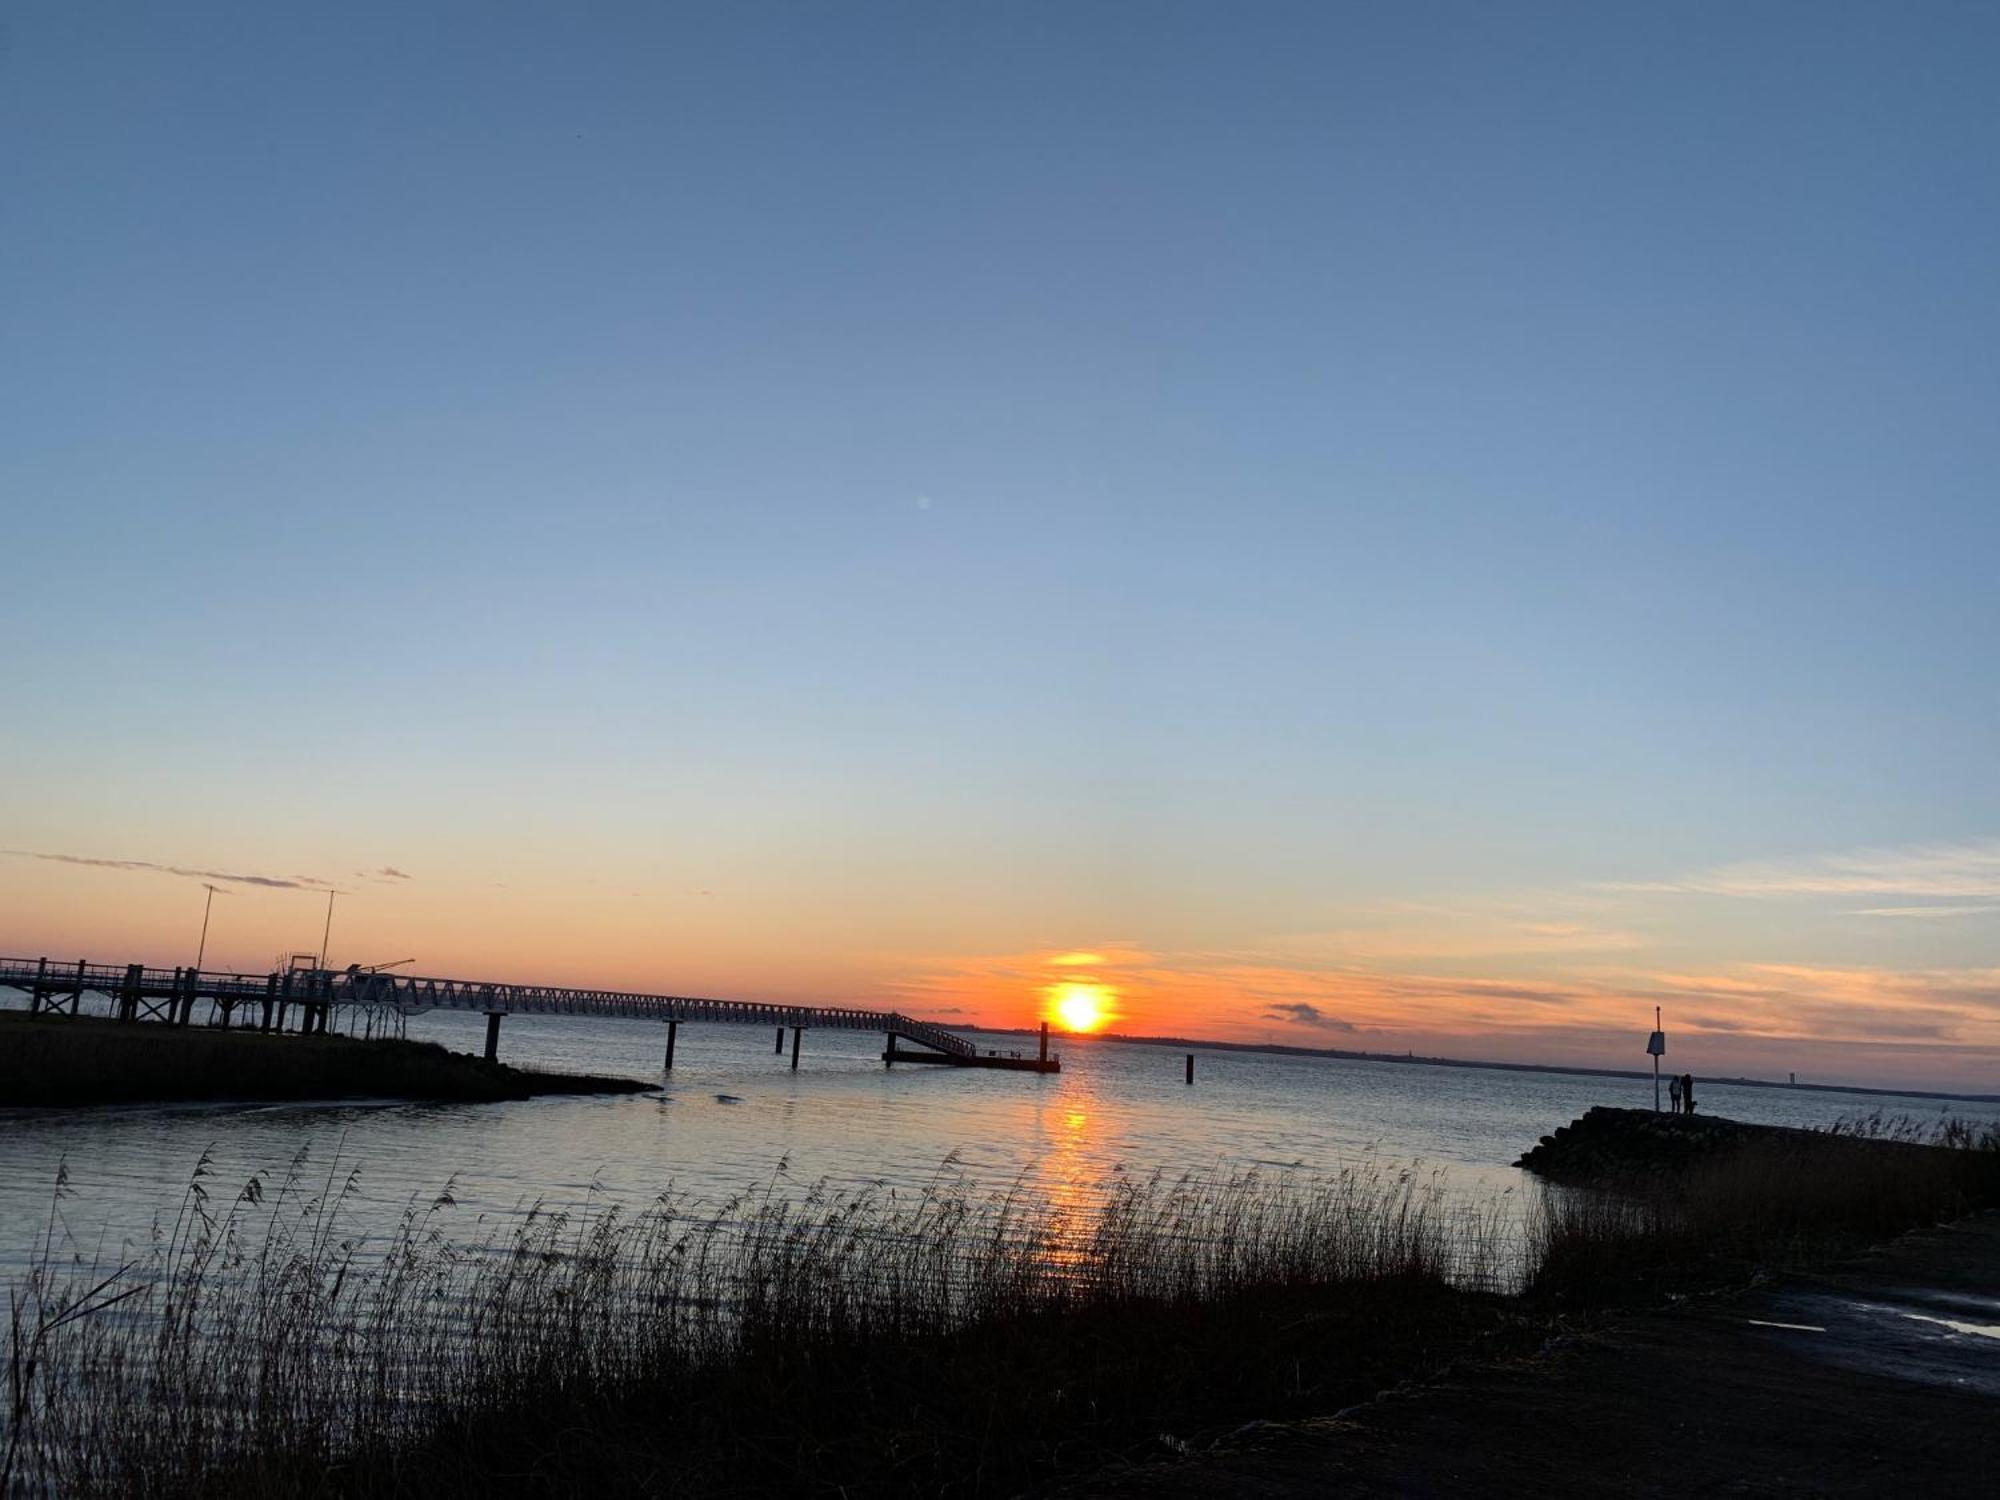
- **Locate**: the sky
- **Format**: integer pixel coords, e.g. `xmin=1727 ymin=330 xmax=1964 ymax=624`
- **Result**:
xmin=3 ymin=3 xmax=1998 ymax=1091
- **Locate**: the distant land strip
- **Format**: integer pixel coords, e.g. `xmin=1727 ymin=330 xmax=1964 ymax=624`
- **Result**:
xmin=958 ymin=1026 xmax=2000 ymax=1105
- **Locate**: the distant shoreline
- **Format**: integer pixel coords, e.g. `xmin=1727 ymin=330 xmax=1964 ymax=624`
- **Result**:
xmin=958 ymin=1024 xmax=2000 ymax=1105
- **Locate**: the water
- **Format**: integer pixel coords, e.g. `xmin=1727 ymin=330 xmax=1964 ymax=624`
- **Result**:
xmin=5 ymin=999 xmax=1998 ymax=1281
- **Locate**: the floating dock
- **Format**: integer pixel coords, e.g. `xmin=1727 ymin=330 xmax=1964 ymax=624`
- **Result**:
xmin=883 ymin=1042 xmax=1061 ymax=1073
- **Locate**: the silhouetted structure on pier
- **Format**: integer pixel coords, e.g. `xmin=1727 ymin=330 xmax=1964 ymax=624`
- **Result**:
xmin=0 ymin=955 xmax=1060 ymax=1074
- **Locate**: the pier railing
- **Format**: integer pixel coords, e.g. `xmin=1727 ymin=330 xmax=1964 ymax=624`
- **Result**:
xmin=0 ymin=956 xmax=976 ymax=1059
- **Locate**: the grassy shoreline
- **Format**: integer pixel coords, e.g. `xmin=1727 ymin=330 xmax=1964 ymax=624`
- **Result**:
xmin=0 ymin=1011 xmax=657 ymax=1107
xmin=4 ymin=1114 xmax=1994 ymax=1495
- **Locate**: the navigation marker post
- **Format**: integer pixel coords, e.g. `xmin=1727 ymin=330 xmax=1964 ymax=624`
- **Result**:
xmin=1646 ymin=1006 xmax=1666 ymax=1111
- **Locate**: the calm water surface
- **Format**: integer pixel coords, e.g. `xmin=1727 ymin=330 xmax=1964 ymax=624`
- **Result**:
xmin=5 ymin=1000 xmax=1997 ymax=1280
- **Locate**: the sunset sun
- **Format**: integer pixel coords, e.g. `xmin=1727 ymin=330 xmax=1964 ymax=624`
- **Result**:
xmin=1052 ymin=982 xmax=1109 ymax=1033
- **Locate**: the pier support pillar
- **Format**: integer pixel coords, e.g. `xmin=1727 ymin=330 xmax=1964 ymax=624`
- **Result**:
xmin=30 ymin=957 xmax=47 ymax=1014
xmin=262 ymin=975 xmax=278 ymax=1031
xmin=790 ymin=1026 xmax=802 ymax=1071
xmin=1039 ymin=1022 xmax=1049 ymax=1065
xmin=71 ymin=958 xmax=86 ymax=1015
xmin=484 ymin=1012 xmax=502 ymax=1063
xmin=119 ymin=963 xmax=142 ymax=1023
xmin=775 ymin=1026 xmax=785 ymax=1054
xmin=885 ymin=1031 xmax=897 ymax=1067
xmin=664 ymin=1019 xmax=678 ymax=1070
xmin=1185 ymin=1053 xmax=1194 ymax=1085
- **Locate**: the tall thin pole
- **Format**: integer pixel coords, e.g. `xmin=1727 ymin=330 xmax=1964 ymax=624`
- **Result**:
xmin=195 ymin=883 xmax=220 ymax=971
xmin=321 ymin=890 xmax=337 ymax=968
xmin=1653 ymin=1005 xmax=1661 ymax=1113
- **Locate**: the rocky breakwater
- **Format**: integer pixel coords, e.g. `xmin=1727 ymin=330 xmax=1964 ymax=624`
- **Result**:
xmin=1515 ymin=1105 xmax=1944 ymax=1188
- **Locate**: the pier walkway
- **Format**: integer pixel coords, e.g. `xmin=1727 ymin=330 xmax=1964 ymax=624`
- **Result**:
xmin=0 ymin=955 xmax=1060 ymax=1073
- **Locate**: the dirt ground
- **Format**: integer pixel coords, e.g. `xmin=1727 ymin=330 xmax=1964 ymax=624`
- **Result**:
xmin=1070 ymin=1214 xmax=2000 ymax=1497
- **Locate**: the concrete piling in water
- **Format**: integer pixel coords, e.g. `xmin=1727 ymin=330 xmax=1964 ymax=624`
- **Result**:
xmin=1185 ymin=1052 xmax=1194 ymax=1085
xmin=664 ymin=1019 xmax=678 ymax=1070
xmin=484 ymin=1012 xmax=502 ymax=1063
xmin=790 ymin=1026 xmax=802 ymax=1071
xmin=776 ymin=1026 xmax=786 ymax=1054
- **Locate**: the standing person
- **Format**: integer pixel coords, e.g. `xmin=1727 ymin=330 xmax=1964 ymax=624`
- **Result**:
xmin=1668 ymin=1073 xmax=1684 ymax=1114
xmin=1682 ymin=1074 xmax=1697 ymax=1115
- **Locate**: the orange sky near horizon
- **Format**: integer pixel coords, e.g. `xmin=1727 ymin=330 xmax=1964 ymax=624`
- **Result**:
xmin=4 ymin=844 xmax=1998 ymax=1095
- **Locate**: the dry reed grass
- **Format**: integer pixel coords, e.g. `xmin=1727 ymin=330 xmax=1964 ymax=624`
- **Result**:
xmin=9 ymin=1111 xmax=1993 ymax=1495
xmin=4 ymin=1153 xmax=1503 ymax=1497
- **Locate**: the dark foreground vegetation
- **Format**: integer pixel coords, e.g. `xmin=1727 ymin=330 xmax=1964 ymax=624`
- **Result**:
xmin=1521 ymin=1107 xmax=2000 ymax=1306
xmin=4 ymin=1113 xmax=1996 ymax=1497
xmin=0 ymin=1012 xmax=654 ymax=1107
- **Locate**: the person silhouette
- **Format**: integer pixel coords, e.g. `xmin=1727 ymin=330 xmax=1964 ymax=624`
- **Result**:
xmin=1668 ymin=1073 xmax=1683 ymax=1114
xmin=1682 ymin=1074 xmax=1697 ymax=1115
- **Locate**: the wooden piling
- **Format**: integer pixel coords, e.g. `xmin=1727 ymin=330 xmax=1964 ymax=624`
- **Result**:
xmin=885 ymin=1030 xmax=897 ymax=1067
xmin=30 ymin=957 xmax=47 ymax=1015
xmin=483 ymin=1012 xmax=502 ymax=1062
xmin=790 ymin=1025 xmax=802 ymax=1071
xmin=1039 ymin=1021 xmax=1049 ymax=1064
xmin=1185 ymin=1052 xmax=1194 ymax=1085
xmin=664 ymin=1018 xmax=678 ymax=1070
xmin=776 ymin=1026 xmax=786 ymax=1054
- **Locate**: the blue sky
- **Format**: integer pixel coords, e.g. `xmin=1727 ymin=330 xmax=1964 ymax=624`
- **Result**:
xmin=4 ymin=4 xmax=1998 ymax=1086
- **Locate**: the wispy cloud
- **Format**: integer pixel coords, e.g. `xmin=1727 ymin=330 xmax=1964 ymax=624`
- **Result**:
xmin=1277 ymin=898 xmax=1644 ymax=962
xmin=1626 ymin=837 xmax=2000 ymax=902
xmin=8 ymin=849 xmax=336 ymax=892
xmin=1851 ymin=904 xmax=2000 ymax=920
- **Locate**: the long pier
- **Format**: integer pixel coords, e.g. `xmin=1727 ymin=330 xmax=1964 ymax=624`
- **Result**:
xmin=0 ymin=956 xmax=1060 ymax=1074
